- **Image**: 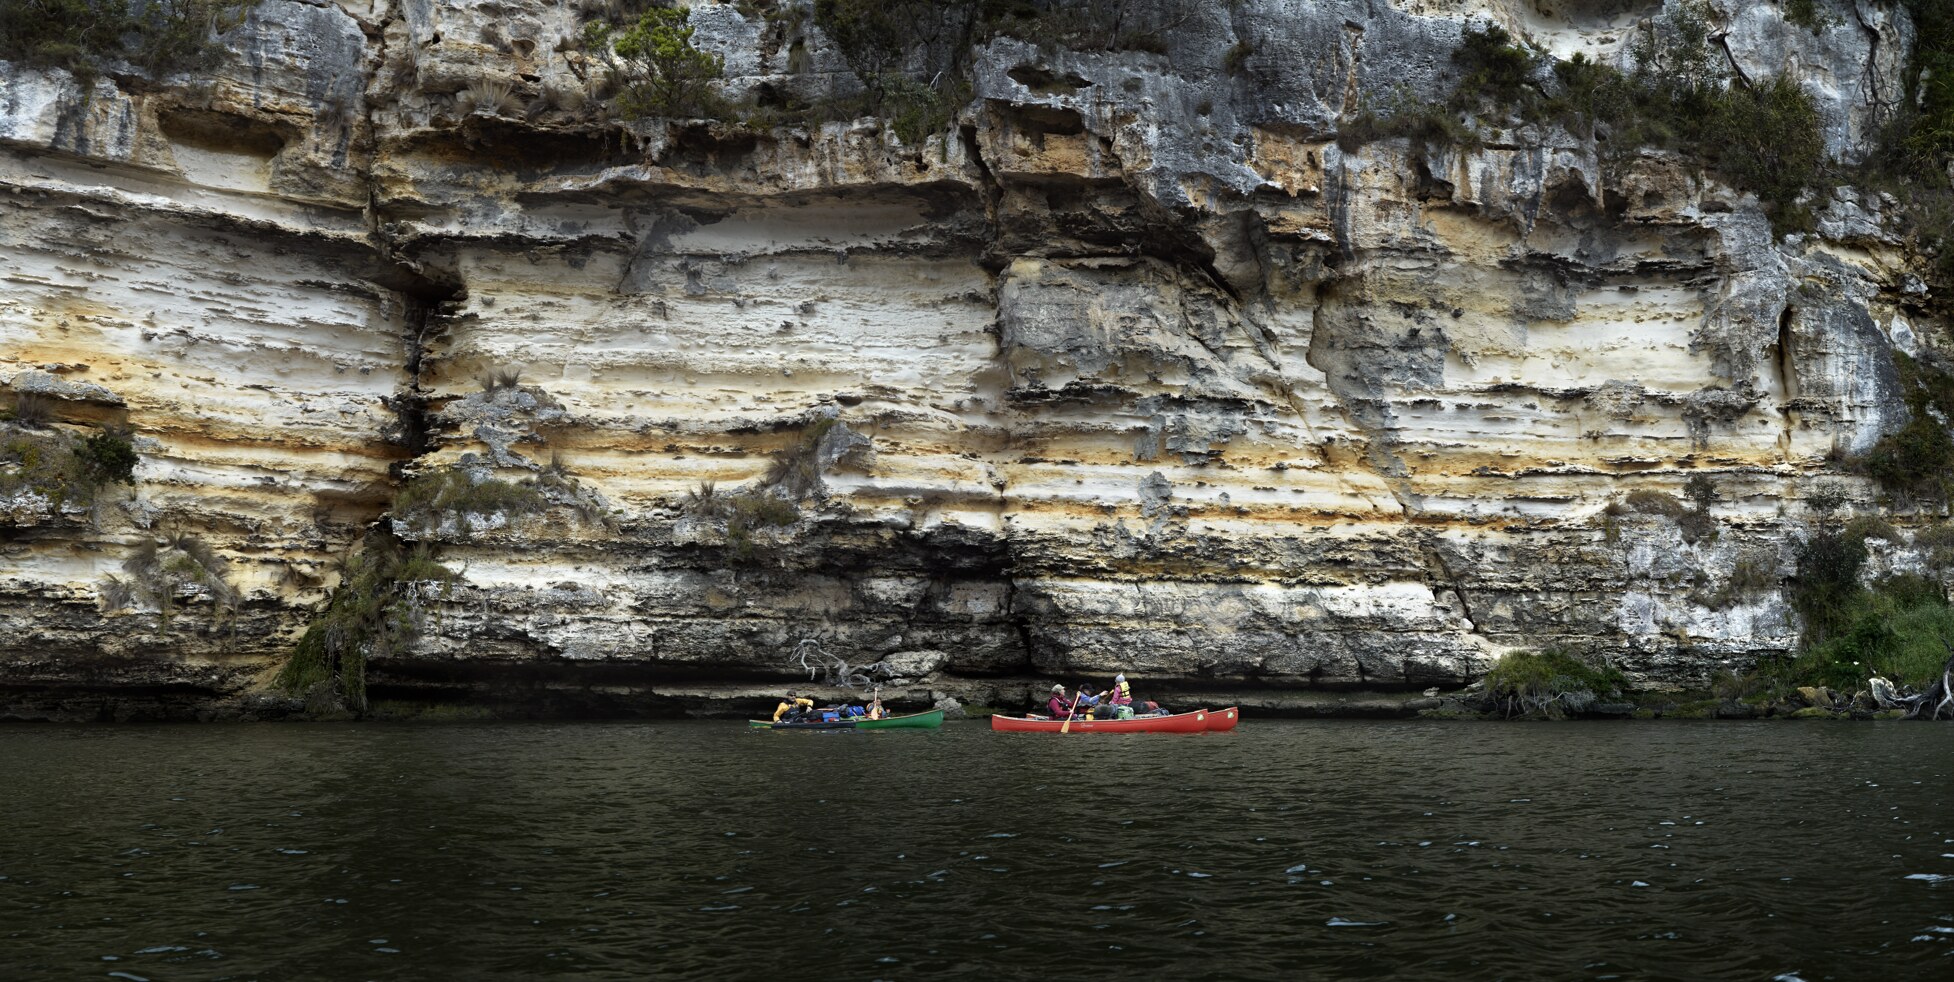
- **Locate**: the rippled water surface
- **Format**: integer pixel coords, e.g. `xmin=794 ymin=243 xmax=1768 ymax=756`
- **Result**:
xmin=3 ymin=720 xmax=1951 ymax=980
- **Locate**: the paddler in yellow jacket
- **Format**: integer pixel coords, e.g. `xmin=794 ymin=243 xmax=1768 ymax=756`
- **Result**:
xmin=773 ymin=691 xmax=814 ymax=722
xmin=1092 ymin=673 xmax=1133 ymax=719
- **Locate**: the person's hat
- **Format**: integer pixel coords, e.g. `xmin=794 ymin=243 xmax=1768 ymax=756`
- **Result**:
xmin=1115 ymin=673 xmax=1125 ymax=682
xmin=1051 ymin=683 xmax=1065 ymax=693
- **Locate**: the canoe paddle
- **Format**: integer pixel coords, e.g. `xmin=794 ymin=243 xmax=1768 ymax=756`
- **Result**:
xmin=1060 ymin=690 xmax=1084 ymax=733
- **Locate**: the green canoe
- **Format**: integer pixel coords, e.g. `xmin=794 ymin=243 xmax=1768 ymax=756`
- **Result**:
xmin=856 ymin=708 xmax=943 ymax=730
xmin=746 ymin=708 xmax=944 ymax=730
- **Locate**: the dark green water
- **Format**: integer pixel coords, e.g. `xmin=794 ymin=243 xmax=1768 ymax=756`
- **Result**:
xmin=2 ymin=720 xmax=1951 ymax=980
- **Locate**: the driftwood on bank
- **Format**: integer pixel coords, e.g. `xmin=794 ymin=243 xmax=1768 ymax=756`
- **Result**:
xmin=1870 ymin=653 xmax=1954 ymax=720
xmin=785 ymin=637 xmax=873 ymax=691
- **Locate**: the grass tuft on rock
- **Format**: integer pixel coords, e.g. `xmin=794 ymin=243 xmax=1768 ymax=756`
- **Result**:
xmin=762 ymin=417 xmax=837 ymax=498
xmin=478 ymin=366 xmax=524 ymax=393
xmin=680 ymin=477 xmax=801 ymax=560
xmin=120 ymin=530 xmax=238 ymax=626
xmin=393 ymin=467 xmax=547 ymax=535
xmin=724 ymin=491 xmax=800 ymax=560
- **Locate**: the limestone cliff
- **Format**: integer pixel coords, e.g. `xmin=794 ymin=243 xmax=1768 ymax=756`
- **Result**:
xmin=1 ymin=0 xmax=1945 ymax=719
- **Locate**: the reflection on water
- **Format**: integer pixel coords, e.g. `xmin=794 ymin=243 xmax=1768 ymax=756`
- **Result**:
xmin=1 ymin=721 xmax=1949 ymax=980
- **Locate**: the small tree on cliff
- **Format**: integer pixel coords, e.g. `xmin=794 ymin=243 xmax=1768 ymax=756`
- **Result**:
xmin=582 ymin=5 xmax=725 ymax=120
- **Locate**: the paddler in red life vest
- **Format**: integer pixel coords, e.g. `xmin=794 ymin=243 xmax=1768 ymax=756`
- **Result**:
xmin=1045 ymin=684 xmax=1075 ymax=720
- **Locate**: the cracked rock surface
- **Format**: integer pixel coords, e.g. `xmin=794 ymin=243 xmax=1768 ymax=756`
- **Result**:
xmin=0 ymin=0 xmax=1942 ymax=719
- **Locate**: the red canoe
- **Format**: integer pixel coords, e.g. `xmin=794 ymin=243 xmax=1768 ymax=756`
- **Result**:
xmin=1205 ymin=706 xmax=1241 ymax=731
xmin=990 ymin=707 xmax=1231 ymax=734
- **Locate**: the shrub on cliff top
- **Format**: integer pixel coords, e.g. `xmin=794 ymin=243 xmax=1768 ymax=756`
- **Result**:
xmin=1855 ymin=2 xmax=1954 ymax=288
xmin=0 ymin=0 xmax=253 ymax=80
xmin=1892 ymin=1 xmax=1954 ymax=171
xmin=281 ymin=539 xmax=458 ymax=712
xmin=1784 ymin=0 xmax=1831 ymax=33
xmin=1366 ymin=2 xmax=1827 ymax=237
xmin=1452 ymin=24 xmax=1537 ymax=109
xmin=812 ymin=0 xmax=911 ymax=101
xmin=801 ymin=0 xmax=1203 ymax=142
xmin=807 ymin=0 xmax=977 ymax=142
xmin=581 ymin=5 xmax=727 ymax=120
xmin=1336 ymin=92 xmax=1479 ymax=154
xmin=1625 ymin=4 xmax=1823 ymax=237
xmin=1703 ymin=76 xmax=1825 ymax=235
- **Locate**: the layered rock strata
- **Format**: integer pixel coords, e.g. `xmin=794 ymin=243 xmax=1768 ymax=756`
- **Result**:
xmin=0 ymin=0 xmax=1942 ymax=719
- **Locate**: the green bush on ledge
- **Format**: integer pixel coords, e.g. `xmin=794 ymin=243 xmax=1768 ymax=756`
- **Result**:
xmin=1481 ymin=648 xmax=1626 ymax=719
xmin=1 ymin=422 xmax=138 ymax=512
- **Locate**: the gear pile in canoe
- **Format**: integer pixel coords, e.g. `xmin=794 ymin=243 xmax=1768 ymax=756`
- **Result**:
xmin=990 ymin=706 xmax=1239 ymax=733
xmin=754 ymin=686 xmax=939 ymax=729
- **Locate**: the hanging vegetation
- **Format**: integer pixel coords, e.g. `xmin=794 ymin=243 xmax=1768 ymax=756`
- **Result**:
xmin=279 ymin=539 xmax=458 ymax=712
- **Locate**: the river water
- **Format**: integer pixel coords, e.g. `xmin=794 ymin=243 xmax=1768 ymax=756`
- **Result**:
xmin=2 ymin=719 xmax=1950 ymax=980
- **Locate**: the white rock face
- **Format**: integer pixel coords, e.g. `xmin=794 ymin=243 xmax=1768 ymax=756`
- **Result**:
xmin=0 ymin=0 xmax=1939 ymax=717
